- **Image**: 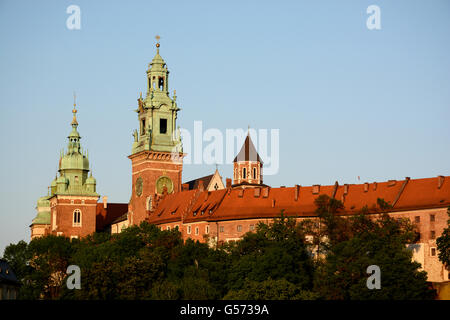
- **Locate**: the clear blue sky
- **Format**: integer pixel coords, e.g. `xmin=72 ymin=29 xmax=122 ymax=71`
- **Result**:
xmin=1 ymin=0 xmax=449 ymax=254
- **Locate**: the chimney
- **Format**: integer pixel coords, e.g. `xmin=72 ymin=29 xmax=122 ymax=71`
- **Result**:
xmin=364 ymin=183 xmax=369 ymax=192
xmin=373 ymin=182 xmax=377 ymax=191
xmin=103 ymin=196 xmax=108 ymax=209
xmin=294 ymin=185 xmax=300 ymax=201
xmin=312 ymin=185 xmax=320 ymax=195
xmin=344 ymin=184 xmax=349 ymax=195
xmin=226 ymin=178 xmax=232 ymax=189
xmin=254 ymin=188 xmax=261 ymax=197
xmin=262 ymin=187 xmax=269 ymax=198
xmin=182 ymin=183 xmax=189 ymax=191
xmin=438 ymin=176 xmax=445 ymax=189
xmin=198 ymin=180 xmax=204 ymax=191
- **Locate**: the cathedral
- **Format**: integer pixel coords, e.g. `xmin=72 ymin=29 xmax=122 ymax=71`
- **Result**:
xmin=30 ymin=40 xmax=450 ymax=283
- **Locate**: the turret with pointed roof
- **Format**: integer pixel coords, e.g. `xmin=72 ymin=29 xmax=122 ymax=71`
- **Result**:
xmin=233 ymin=132 xmax=265 ymax=188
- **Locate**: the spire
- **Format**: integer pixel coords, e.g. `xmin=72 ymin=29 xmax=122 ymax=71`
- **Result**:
xmin=155 ymin=35 xmax=160 ymax=54
xmin=233 ymin=132 xmax=263 ymax=164
xmin=67 ymin=94 xmax=81 ymax=154
xmin=71 ymin=92 xmax=78 ymax=127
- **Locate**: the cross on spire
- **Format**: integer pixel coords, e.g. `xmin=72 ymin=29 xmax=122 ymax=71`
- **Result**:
xmin=72 ymin=92 xmax=78 ymax=126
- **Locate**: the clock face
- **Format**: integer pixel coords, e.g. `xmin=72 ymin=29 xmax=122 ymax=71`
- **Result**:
xmin=156 ymin=176 xmax=173 ymax=194
xmin=135 ymin=177 xmax=143 ymax=197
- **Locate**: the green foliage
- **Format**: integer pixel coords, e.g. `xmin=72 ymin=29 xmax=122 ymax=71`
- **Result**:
xmin=437 ymin=207 xmax=450 ymax=269
xmin=224 ymin=278 xmax=320 ymax=300
xmin=226 ymin=213 xmax=314 ymax=294
xmin=312 ymin=197 xmax=435 ymax=300
xmin=3 ymin=201 xmax=436 ymax=300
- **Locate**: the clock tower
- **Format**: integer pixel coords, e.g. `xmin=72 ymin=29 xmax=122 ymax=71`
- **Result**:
xmin=128 ymin=37 xmax=184 ymax=225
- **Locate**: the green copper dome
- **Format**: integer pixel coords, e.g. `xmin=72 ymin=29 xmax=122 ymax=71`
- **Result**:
xmin=31 ymin=210 xmax=51 ymax=225
xmin=37 ymin=196 xmax=50 ymax=208
xmin=52 ymin=105 xmax=98 ymax=196
xmin=60 ymin=152 xmax=89 ymax=171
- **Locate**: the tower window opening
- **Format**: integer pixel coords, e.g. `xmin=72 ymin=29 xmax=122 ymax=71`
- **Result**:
xmin=73 ymin=209 xmax=81 ymax=227
xmin=253 ymin=168 xmax=257 ymax=179
xmin=243 ymin=167 xmax=247 ymax=179
xmin=160 ymin=118 xmax=167 ymax=134
xmin=141 ymin=118 xmax=146 ymax=135
xmin=158 ymin=77 xmax=164 ymax=90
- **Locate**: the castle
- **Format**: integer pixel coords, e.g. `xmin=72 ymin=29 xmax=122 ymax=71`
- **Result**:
xmin=30 ymin=40 xmax=450 ymax=283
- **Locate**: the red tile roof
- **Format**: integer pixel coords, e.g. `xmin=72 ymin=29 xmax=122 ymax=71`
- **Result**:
xmin=146 ymin=176 xmax=450 ymax=225
xmin=147 ymin=189 xmax=198 ymax=225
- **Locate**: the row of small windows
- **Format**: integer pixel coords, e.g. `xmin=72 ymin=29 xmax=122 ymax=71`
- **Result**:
xmin=414 ymin=214 xmax=436 ymax=223
xmin=148 ymin=76 xmax=165 ymax=91
xmin=140 ymin=118 xmax=168 ymax=135
xmin=242 ymin=168 xmax=258 ymax=180
xmin=193 ymin=210 xmax=213 ymax=216
xmin=184 ymin=224 xmax=256 ymax=235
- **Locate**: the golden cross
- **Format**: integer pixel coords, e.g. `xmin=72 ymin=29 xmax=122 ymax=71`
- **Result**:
xmin=155 ymin=35 xmax=160 ymax=42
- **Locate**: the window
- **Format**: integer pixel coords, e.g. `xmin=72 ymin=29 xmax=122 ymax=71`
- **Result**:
xmin=430 ymin=214 xmax=435 ymax=222
xmin=158 ymin=77 xmax=164 ymax=90
xmin=141 ymin=118 xmax=146 ymax=135
xmin=167 ymin=226 xmax=171 ymax=231
xmin=201 ymin=211 xmax=204 ymax=215
xmin=73 ymin=209 xmax=81 ymax=227
xmin=237 ymin=225 xmax=242 ymax=232
xmin=187 ymin=226 xmax=191 ymax=234
xmin=214 ymin=183 xmax=219 ymax=190
xmin=250 ymin=224 xmax=255 ymax=231
xmin=195 ymin=227 xmax=199 ymax=235
xmin=243 ymin=167 xmax=247 ymax=179
xmin=431 ymin=248 xmax=436 ymax=256
xmin=175 ymin=225 xmax=179 ymax=230
xmin=253 ymin=167 xmax=257 ymax=179
xmin=160 ymin=118 xmax=167 ymax=134
xmin=193 ymin=211 xmax=197 ymax=216
xmin=220 ymin=226 xmax=224 ymax=233
xmin=205 ymin=226 xmax=209 ymax=234
xmin=70 ymin=235 xmax=78 ymax=241
xmin=414 ymin=216 xmax=420 ymax=223
xmin=430 ymin=231 xmax=436 ymax=239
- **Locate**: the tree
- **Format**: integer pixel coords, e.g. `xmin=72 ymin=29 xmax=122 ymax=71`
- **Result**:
xmin=224 ymin=278 xmax=319 ymax=300
xmin=437 ymin=206 xmax=450 ymax=270
xmin=314 ymin=211 xmax=435 ymax=299
xmin=3 ymin=240 xmax=31 ymax=282
xmin=226 ymin=213 xmax=314 ymax=295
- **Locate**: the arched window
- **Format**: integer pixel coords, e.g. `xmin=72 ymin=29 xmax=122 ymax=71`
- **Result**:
xmin=73 ymin=209 xmax=81 ymax=227
xmin=243 ymin=167 xmax=247 ymax=179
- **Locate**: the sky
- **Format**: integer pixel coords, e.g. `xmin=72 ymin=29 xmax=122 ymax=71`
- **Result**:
xmin=0 ymin=0 xmax=449 ymax=255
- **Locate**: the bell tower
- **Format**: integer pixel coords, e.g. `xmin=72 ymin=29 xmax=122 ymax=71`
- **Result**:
xmin=128 ymin=36 xmax=185 ymax=225
xmin=233 ymin=132 xmax=264 ymax=188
